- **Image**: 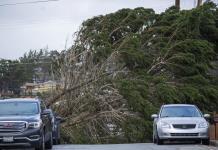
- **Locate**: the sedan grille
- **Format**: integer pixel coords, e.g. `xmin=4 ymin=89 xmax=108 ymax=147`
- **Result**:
xmin=171 ymin=133 xmax=198 ymax=136
xmin=173 ymin=124 xmax=196 ymax=129
xmin=0 ymin=121 xmax=27 ymax=132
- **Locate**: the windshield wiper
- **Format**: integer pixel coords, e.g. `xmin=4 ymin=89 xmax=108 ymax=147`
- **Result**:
xmin=179 ymin=115 xmax=192 ymax=117
xmin=11 ymin=113 xmax=21 ymax=115
xmin=161 ymin=116 xmax=170 ymax=118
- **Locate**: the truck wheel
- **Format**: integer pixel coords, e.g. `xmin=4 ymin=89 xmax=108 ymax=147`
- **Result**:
xmin=57 ymin=139 xmax=61 ymax=144
xmin=54 ymin=138 xmax=60 ymax=145
xmin=53 ymin=138 xmax=57 ymax=145
xmin=202 ymin=138 xmax=210 ymax=145
xmin=36 ymin=133 xmax=45 ymax=150
xmin=45 ymin=132 xmax=53 ymax=149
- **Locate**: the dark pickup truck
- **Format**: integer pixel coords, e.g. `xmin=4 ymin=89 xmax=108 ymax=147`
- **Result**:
xmin=0 ymin=98 xmax=53 ymax=150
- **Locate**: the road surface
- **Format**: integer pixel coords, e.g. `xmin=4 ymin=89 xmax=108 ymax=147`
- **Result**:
xmin=3 ymin=143 xmax=218 ymax=150
xmin=52 ymin=143 xmax=218 ymax=150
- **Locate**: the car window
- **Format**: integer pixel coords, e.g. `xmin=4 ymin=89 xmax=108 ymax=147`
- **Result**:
xmin=160 ymin=106 xmax=202 ymax=118
xmin=0 ymin=102 xmax=39 ymax=115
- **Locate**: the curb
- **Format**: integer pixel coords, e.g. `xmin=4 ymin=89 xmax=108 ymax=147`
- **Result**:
xmin=210 ymin=140 xmax=218 ymax=147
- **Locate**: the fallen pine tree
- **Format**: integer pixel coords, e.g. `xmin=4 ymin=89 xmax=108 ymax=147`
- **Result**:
xmin=48 ymin=2 xmax=218 ymax=144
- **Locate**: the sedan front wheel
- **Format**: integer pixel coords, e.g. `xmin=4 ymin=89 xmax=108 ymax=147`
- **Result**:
xmin=156 ymin=132 xmax=163 ymax=145
xmin=153 ymin=132 xmax=157 ymax=143
xmin=202 ymin=138 xmax=210 ymax=145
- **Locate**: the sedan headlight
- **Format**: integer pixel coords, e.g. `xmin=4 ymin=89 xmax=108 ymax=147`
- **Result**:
xmin=198 ymin=122 xmax=208 ymax=128
xmin=28 ymin=121 xmax=42 ymax=129
xmin=160 ymin=122 xmax=171 ymax=128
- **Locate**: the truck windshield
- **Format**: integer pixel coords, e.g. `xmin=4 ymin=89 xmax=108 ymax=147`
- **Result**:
xmin=160 ymin=106 xmax=202 ymax=118
xmin=0 ymin=102 xmax=39 ymax=115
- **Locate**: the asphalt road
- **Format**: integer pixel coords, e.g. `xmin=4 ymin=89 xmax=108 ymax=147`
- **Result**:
xmin=2 ymin=143 xmax=218 ymax=150
xmin=52 ymin=143 xmax=218 ymax=150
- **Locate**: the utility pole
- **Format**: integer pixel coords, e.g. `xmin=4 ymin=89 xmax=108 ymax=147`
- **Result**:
xmin=197 ymin=0 xmax=203 ymax=7
xmin=175 ymin=0 xmax=180 ymax=9
xmin=51 ymin=64 xmax=55 ymax=100
xmin=194 ymin=0 xmax=197 ymax=7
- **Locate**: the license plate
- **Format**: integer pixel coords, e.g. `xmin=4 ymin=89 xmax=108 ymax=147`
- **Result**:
xmin=3 ymin=137 xmax=14 ymax=142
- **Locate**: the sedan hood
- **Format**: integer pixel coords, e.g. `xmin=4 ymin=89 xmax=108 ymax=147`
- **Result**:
xmin=159 ymin=117 xmax=206 ymax=124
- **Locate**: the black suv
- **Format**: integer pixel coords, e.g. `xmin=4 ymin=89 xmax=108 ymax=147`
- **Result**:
xmin=0 ymin=98 xmax=53 ymax=150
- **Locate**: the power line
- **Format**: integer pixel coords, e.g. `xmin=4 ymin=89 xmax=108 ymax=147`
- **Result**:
xmin=0 ymin=0 xmax=59 ymax=7
xmin=0 ymin=62 xmax=52 ymax=66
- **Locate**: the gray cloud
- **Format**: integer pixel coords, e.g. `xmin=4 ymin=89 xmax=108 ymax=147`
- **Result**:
xmin=0 ymin=0 xmax=210 ymax=59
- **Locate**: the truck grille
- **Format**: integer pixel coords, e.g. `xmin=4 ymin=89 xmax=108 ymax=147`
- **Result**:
xmin=173 ymin=124 xmax=196 ymax=129
xmin=171 ymin=133 xmax=198 ymax=136
xmin=0 ymin=121 xmax=27 ymax=132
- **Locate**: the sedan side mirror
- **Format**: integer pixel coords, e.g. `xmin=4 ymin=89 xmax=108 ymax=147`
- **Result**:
xmin=151 ymin=114 xmax=158 ymax=119
xmin=203 ymin=114 xmax=210 ymax=118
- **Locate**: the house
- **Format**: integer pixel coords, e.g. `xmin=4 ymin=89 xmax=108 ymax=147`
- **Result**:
xmin=20 ymin=83 xmax=36 ymax=95
xmin=21 ymin=80 xmax=60 ymax=95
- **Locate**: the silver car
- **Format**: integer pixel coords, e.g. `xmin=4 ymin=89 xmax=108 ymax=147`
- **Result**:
xmin=151 ymin=104 xmax=210 ymax=145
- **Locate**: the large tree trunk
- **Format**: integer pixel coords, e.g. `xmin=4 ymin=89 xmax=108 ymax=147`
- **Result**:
xmin=197 ymin=0 xmax=202 ymax=7
xmin=175 ymin=0 xmax=180 ymax=9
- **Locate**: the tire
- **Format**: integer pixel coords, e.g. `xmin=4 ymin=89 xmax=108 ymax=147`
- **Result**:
xmin=195 ymin=139 xmax=201 ymax=144
xmin=57 ymin=139 xmax=61 ymax=144
xmin=45 ymin=132 xmax=53 ymax=149
xmin=54 ymin=138 xmax=61 ymax=145
xmin=53 ymin=138 xmax=57 ymax=145
xmin=53 ymin=138 xmax=58 ymax=145
xmin=202 ymin=138 xmax=210 ymax=145
xmin=156 ymin=132 xmax=163 ymax=145
xmin=153 ymin=132 xmax=157 ymax=143
xmin=35 ymin=132 xmax=45 ymax=150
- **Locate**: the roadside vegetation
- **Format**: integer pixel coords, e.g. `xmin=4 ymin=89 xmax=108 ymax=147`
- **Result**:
xmin=0 ymin=1 xmax=217 ymax=144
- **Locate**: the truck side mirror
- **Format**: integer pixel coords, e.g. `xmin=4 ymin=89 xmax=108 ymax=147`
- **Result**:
xmin=56 ymin=116 xmax=65 ymax=123
xmin=41 ymin=109 xmax=50 ymax=116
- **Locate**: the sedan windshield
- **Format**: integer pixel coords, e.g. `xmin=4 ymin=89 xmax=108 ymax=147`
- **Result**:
xmin=160 ymin=106 xmax=202 ymax=118
xmin=0 ymin=101 xmax=39 ymax=116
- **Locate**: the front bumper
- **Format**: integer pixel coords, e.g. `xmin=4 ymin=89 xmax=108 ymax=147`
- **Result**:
xmin=157 ymin=127 xmax=209 ymax=140
xmin=0 ymin=128 xmax=41 ymax=148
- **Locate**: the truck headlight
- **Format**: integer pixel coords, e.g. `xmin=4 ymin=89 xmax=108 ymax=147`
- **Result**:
xmin=28 ymin=121 xmax=42 ymax=129
xmin=198 ymin=122 xmax=208 ymax=128
xmin=160 ymin=122 xmax=171 ymax=128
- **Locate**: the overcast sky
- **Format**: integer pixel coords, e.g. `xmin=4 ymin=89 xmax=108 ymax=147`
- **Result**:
xmin=0 ymin=0 xmax=212 ymax=59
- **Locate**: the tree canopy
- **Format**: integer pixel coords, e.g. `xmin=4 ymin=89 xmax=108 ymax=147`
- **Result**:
xmin=54 ymin=2 xmax=218 ymax=143
xmin=0 ymin=49 xmax=60 ymax=97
